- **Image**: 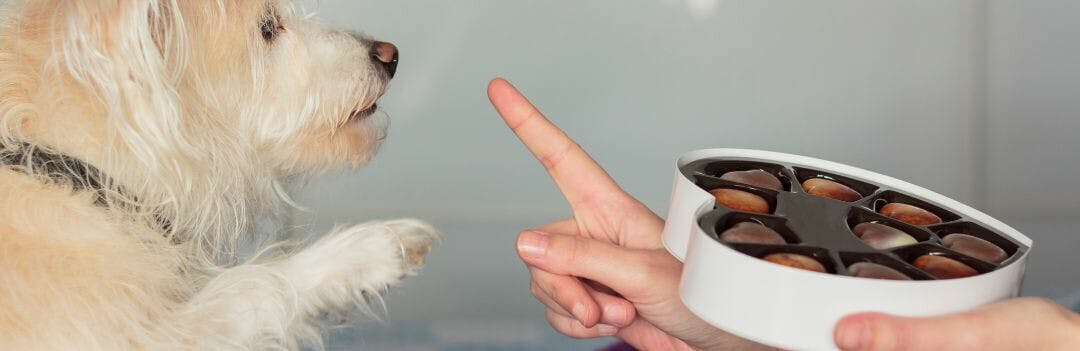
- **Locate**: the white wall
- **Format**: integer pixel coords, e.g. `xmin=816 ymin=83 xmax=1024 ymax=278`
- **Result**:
xmin=981 ymin=0 xmax=1080 ymax=304
xmin=286 ymin=1 xmax=991 ymax=344
xmin=986 ymin=0 xmax=1080 ymax=218
xmin=295 ymin=0 xmax=983 ymax=225
xmin=277 ymin=2 xmax=1080 ymax=347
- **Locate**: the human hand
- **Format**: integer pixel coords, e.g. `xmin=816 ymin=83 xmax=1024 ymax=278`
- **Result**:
xmin=834 ymin=297 xmax=1080 ymax=350
xmin=487 ymin=78 xmax=768 ymax=350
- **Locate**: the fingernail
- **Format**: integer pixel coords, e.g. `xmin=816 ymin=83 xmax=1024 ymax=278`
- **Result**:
xmin=836 ymin=320 xmax=870 ymax=350
xmin=518 ymin=230 xmax=549 ymax=259
xmin=597 ymin=324 xmax=618 ymax=336
xmin=604 ymin=305 xmax=626 ymax=326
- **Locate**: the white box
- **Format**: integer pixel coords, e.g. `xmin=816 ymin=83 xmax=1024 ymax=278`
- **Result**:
xmin=661 ymin=149 xmax=1031 ymax=350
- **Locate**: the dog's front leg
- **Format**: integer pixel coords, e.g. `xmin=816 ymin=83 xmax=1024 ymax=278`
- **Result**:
xmin=175 ymin=219 xmax=438 ymax=349
xmin=279 ymin=218 xmax=440 ymax=320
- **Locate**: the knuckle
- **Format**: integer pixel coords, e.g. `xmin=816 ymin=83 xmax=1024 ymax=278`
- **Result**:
xmin=549 ymin=282 xmax=572 ymax=303
xmin=560 ymin=235 xmax=590 ymax=266
xmin=564 ymin=321 xmax=592 ymax=339
xmin=546 ymin=310 xmax=589 ymax=339
xmin=575 ymin=237 xmax=595 ymax=263
xmin=545 ymin=310 xmax=563 ymax=330
xmin=536 ymin=138 xmax=574 ymax=172
xmin=641 ymin=257 xmax=668 ymax=279
xmin=631 ymin=252 xmax=677 ymax=290
xmin=640 ymin=250 xmax=672 ymax=271
xmin=507 ymin=109 xmax=539 ymax=134
xmin=529 ymin=282 xmax=544 ymax=298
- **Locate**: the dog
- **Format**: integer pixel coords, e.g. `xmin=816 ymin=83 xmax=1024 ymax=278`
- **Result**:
xmin=0 ymin=0 xmax=438 ymax=349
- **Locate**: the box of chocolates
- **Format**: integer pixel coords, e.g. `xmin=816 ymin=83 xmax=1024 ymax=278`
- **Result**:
xmin=661 ymin=149 xmax=1032 ymax=350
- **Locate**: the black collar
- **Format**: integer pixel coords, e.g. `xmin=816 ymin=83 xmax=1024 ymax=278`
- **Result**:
xmin=0 ymin=142 xmax=172 ymax=232
xmin=0 ymin=141 xmax=109 ymax=205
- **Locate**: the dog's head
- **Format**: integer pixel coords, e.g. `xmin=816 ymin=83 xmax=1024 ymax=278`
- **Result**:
xmin=0 ymin=0 xmax=400 ymax=255
xmin=175 ymin=1 xmax=400 ymax=172
xmin=165 ymin=0 xmax=400 ymax=172
xmin=4 ymin=0 xmax=398 ymax=175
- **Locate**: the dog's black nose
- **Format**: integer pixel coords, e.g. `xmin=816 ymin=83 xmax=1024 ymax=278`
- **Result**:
xmin=370 ymin=41 xmax=398 ymax=78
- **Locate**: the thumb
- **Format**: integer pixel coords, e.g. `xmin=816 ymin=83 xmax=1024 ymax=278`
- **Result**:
xmin=834 ymin=298 xmax=1080 ymax=351
xmin=516 ymin=230 xmax=670 ymax=299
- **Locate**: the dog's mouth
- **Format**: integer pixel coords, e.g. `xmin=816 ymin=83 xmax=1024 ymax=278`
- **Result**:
xmin=348 ymin=103 xmax=379 ymax=122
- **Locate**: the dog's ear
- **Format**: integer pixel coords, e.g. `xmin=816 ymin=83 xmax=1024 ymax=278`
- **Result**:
xmin=50 ymin=0 xmax=199 ymax=163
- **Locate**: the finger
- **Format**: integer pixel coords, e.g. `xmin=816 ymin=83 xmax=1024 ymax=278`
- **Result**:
xmin=834 ymin=297 xmax=1080 ymax=351
xmin=529 ymin=280 xmax=574 ymax=318
xmin=516 ymin=230 xmax=676 ymax=299
xmin=487 ymin=78 xmax=629 ymax=209
xmin=587 ymin=286 xmax=637 ymax=327
xmin=834 ymin=312 xmax=984 ymax=351
xmin=540 ymin=216 xmax=664 ymax=252
xmin=530 ymin=263 xmax=637 ymax=328
xmin=529 ymin=267 xmax=601 ymax=327
xmin=546 ymin=308 xmax=619 ymax=339
xmin=529 ymin=269 xmax=637 ymax=328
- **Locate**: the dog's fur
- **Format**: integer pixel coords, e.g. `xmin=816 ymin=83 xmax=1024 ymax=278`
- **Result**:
xmin=0 ymin=0 xmax=438 ymax=349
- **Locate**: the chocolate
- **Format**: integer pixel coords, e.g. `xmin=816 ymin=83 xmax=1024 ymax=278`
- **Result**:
xmin=848 ymin=262 xmax=911 ymax=280
xmin=942 ymin=234 xmax=1008 ymax=264
xmin=913 ymin=255 xmax=978 ymax=279
xmin=710 ymin=188 xmax=770 ymax=214
xmin=720 ymin=169 xmax=783 ymax=191
xmin=719 ymin=222 xmax=786 ymax=245
xmin=762 ymin=253 xmax=827 ymax=273
xmin=879 ymin=203 xmax=943 ymax=226
xmin=684 ymin=158 xmax=1026 ymax=282
xmin=852 ymin=222 xmax=918 ymax=250
xmin=801 ymin=178 xmax=861 ymax=202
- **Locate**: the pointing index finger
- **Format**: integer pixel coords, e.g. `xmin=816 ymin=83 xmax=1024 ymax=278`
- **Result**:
xmin=487 ymin=78 xmax=626 ymax=208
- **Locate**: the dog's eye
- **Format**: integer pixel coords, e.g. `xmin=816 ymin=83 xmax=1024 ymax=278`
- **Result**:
xmin=260 ymin=13 xmax=284 ymax=42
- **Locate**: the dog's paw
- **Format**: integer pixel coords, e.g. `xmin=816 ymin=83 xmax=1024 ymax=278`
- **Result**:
xmin=382 ymin=218 xmax=440 ymax=272
xmin=276 ymin=219 xmax=439 ymax=320
xmin=281 ymin=219 xmax=439 ymax=303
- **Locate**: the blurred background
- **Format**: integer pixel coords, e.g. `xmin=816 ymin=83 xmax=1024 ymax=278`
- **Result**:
xmin=285 ymin=0 xmax=1080 ymax=349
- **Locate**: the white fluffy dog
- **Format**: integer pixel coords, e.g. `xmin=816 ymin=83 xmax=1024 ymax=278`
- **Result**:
xmin=0 ymin=0 xmax=439 ymax=349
